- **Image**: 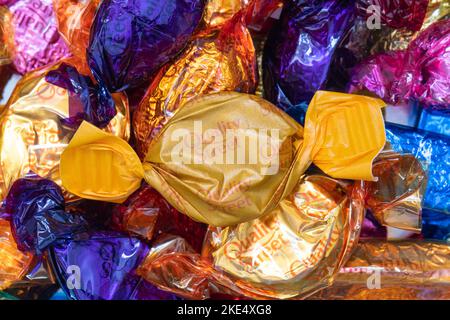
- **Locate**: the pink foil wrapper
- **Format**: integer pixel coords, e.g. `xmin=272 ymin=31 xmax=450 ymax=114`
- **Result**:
xmin=2 ymin=0 xmax=70 ymax=74
xmin=349 ymin=19 xmax=450 ymax=110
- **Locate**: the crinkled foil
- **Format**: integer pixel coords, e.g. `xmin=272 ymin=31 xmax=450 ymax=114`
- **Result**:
xmin=2 ymin=0 xmax=70 ymax=74
xmin=385 ymin=122 xmax=450 ymax=213
xmin=53 ymin=0 xmax=101 ymax=76
xmin=366 ymin=153 xmax=426 ymax=232
xmin=0 ymin=60 xmax=130 ymax=202
xmin=0 ymin=219 xmax=33 ymax=290
xmin=138 ymin=176 xmax=365 ymax=299
xmin=308 ymin=240 xmax=450 ymax=300
xmin=133 ymin=12 xmax=257 ymax=159
xmin=0 ymin=6 xmax=13 ymax=66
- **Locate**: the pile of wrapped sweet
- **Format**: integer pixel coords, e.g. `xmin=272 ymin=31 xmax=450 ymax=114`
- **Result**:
xmin=0 ymin=0 xmax=448 ymax=300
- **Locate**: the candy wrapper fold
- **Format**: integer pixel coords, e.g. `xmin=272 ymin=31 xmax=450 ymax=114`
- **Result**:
xmin=60 ymin=91 xmax=386 ymax=226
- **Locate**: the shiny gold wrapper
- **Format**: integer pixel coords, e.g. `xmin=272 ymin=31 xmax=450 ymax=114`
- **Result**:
xmin=133 ymin=13 xmax=257 ymax=159
xmin=61 ymin=91 xmax=385 ymax=226
xmin=308 ymin=240 xmax=450 ymax=300
xmin=53 ymin=0 xmax=100 ymax=76
xmin=137 ymin=176 xmax=365 ymax=299
xmin=0 ymin=6 xmax=13 ymax=67
xmin=371 ymin=0 xmax=450 ymax=53
xmin=0 ymin=59 xmax=130 ymax=202
xmin=366 ymin=153 xmax=426 ymax=232
xmin=203 ymin=0 xmax=248 ymax=27
xmin=0 ymin=220 xmax=33 ymax=290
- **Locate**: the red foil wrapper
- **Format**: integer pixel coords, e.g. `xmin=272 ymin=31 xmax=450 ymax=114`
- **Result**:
xmin=1 ymin=0 xmax=70 ymax=74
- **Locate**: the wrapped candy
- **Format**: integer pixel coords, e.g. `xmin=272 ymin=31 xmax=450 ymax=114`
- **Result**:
xmin=418 ymin=108 xmax=450 ymax=137
xmin=365 ymin=153 xmax=426 ymax=232
xmin=137 ymin=175 xmax=365 ymax=299
xmin=0 ymin=60 xmax=130 ymax=201
xmin=48 ymin=231 xmax=178 ymax=300
xmin=0 ymin=6 xmax=13 ymax=66
xmin=0 ymin=0 xmax=70 ymax=74
xmin=133 ymin=6 xmax=257 ymax=158
xmin=386 ymin=122 xmax=450 ymax=213
xmin=60 ymin=91 xmax=386 ymax=226
xmin=349 ymin=19 xmax=450 ymax=111
xmin=422 ymin=208 xmax=450 ymax=242
xmin=263 ymin=0 xmax=355 ymax=119
xmin=2 ymin=175 xmax=89 ymax=254
xmin=53 ymin=0 xmax=101 ymax=76
xmin=87 ymin=0 xmax=205 ymax=92
xmin=0 ymin=219 xmax=33 ymax=290
xmin=0 ymin=291 xmax=17 ymax=300
xmin=308 ymin=240 xmax=450 ymax=300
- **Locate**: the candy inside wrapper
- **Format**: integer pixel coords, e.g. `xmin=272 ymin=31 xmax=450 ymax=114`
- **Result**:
xmin=87 ymin=0 xmax=205 ymax=92
xmin=349 ymin=19 xmax=450 ymax=111
xmin=136 ymin=175 xmax=365 ymax=299
xmin=0 ymin=6 xmax=13 ymax=66
xmin=0 ymin=59 xmax=130 ymax=202
xmin=133 ymin=5 xmax=257 ymax=158
xmin=53 ymin=0 xmax=101 ymax=76
xmin=60 ymin=91 xmax=385 ymax=226
xmin=1 ymin=0 xmax=70 ymax=74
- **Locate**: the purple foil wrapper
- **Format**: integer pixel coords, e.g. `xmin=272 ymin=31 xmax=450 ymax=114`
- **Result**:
xmin=4 ymin=0 xmax=70 ymax=74
xmin=2 ymin=174 xmax=89 ymax=254
xmin=349 ymin=19 xmax=450 ymax=111
xmin=48 ymin=231 xmax=178 ymax=300
xmin=263 ymin=0 xmax=355 ymax=117
xmin=87 ymin=0 xmax=205 ymax=92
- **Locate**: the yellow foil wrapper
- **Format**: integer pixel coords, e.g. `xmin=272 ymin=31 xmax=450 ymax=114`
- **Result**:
xmin=203 ymin=0 xmax=249 ymax=27
xmin=205 ymin=175 xmax=365 ymax=299
xmin=366 ymin=153 xmax=426 ymax=232
xmin=53 ymin=0 xmax=100 ymax=76
xmin=0 ymin=220 xmax=33 ymax=290
xmin=133 ymin=11 xmax=257 ymax=159
xmin=0 ymin=60 xmax=130 ymax=202
xmin=0 ymin=6 xmax=13 ymax=66
xmin=308 ymin=240 xmax=450 ymax=300
xmin=61 ymin=91 xmax=385 ymax=226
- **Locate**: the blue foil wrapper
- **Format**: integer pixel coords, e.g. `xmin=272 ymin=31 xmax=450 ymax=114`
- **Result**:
xmin=386 ymin=122 xmax=450 ymax=213
xmin=418 ymin=108 xmax=450 ymax=137
xmin=263 ymin=0 xmax=355 ymax=117
xmin=422 ymin=208 xmax=450 ymax=242
xmin=48 ymin=231 xmax=179 ymax=300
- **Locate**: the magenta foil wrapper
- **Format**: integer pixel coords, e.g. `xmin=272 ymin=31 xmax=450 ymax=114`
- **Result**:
xmin=349 ymin=19 xmax=450 ymax=111
xmin=2 ymin=0 xmax=70 ymax=74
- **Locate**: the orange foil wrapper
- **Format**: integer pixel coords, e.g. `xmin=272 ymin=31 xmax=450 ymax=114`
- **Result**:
xmin=53 ymin=0 xmax=100 ymax=76
xmin=133 ymin=11 xmax=257 ymax=159
xmin=0 ymin=220 xmax=33 ymax=290
xmin=0 ymin=60 xmax=130 ymax=202
xmin=0 ymin=6 xmax=13 ymax=66
xmin=308 ymin=240 xmax=450 ymax=300
xmin=137 ymin=176 xmax=365 ymax=299
xmin=366 ymin=153 xmax=426 ymax=232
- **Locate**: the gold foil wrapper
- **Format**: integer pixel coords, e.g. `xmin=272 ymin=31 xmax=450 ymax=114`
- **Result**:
xmin=133 ymin=15 xmax=257 ymax=159
xmin=138 ymin=176 xmax=365 ymax=299
xmin=0 ymin=59 xmax=130 ymax=202
xmin=309 ymin=240 xmax=450 ymax=300
xmin=53 ymin=0 xmax=100 ymax=76
xmin=0 ymin=220 xmax=33 ymax=290
xmin=203 ymin=0 xmax=249 ymax=27
xmin=366 ymin=153 xmax=426 ymax=232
